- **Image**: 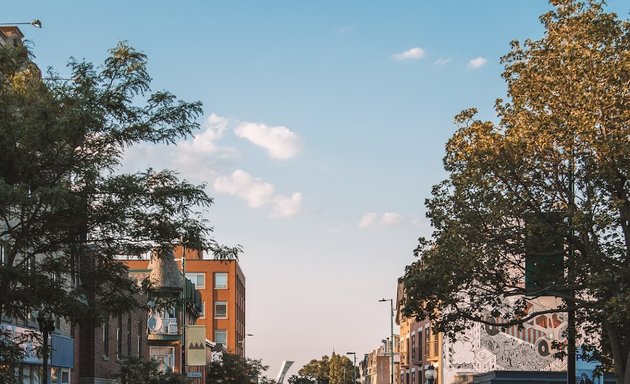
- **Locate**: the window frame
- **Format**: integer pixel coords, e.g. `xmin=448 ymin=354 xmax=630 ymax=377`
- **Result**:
xmin=214 ymin=301 xmax=228 ymax=319
xmin=214 ymin=329 xmax=227 ymax=348
xmin=185 ymin=273 xmax=206 ymax=289
xmin=214 ymin=272 xmax=228 ymax=289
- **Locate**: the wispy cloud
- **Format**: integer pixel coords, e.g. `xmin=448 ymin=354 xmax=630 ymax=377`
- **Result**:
xmin=434 ymin=57 xmax=452 ymax=66
xmin=235 ymin=122 xmax=301 ymax=160
xmin=358 ymin=212 xmax=378 ymax=228
xmin=213 ymin=170 xmax=302 ymax=218
xmin=271 ymin=193 xmax=303 ymax=218
xmin=358 ymin=212 xmax=404 ymax=228
xmin=393 ymin=47 xmax=425 ymax=61
xmin=121 ymin=112 xmax=238 ymax=183
xmin=381 ymin=212 xmax=403 ymax=226
xmin=468 ymin=57 xmax=488 ymax=69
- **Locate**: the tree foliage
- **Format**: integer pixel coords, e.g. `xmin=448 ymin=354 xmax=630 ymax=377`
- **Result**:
xmin=118 ymin=357 xmax=187 ymax=384
xmin=205 ymin=353 xmax=272 ymax=384
xmin=294 ymin=354 xmax=357 ymax=384
xmin=401 ymin=0 xmax=629 ymax=383
xmin=0 ymin=41 xmax=240 ymax=372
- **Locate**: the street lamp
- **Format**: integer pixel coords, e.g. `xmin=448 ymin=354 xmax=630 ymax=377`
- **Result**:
xmin=36 ymin=312 xmax=55 ymax=384
xmin=378 ymin=298 xmax=394 ymax=384
xmin=424 ymin=365 xmax=436 ymax=384
xmin=0 ymin=20 xmax=42 ymax=28
xmin=346 ymin=352 xmax=357 ymax=383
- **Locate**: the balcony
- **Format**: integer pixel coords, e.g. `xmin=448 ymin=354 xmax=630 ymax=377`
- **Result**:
xmin=147 ymin=311 xmax=180 ymax=341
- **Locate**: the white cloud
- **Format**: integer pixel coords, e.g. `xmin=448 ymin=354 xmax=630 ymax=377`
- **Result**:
xmin=359 ymin=212 xmax=405 ymax=229
xmin=434 ymin=57 xmax=452 ymax=65
xmin=358 ymin=212 xmax=378 ymax=228
xmin=120 ymin=112 xmax=237 ymax=184
xmin=381 ymin=212 xmax=403 ymax=226
xmin=177 ymin=113 xmax=235 ymax=157
xmin=271 ymin=193 xmax=303 ymax=218
xmin=213 ymin=170 xmax=303 ymax=218
xmin=235 ymin=122 xmax=301 ymax=160
xmin=468 ymin=57 xmax=488 ymax=69
xmin=213 ymin=170 xmax=274 ymax=208
xmin=394 ymin=47 xmax=425 ymax=61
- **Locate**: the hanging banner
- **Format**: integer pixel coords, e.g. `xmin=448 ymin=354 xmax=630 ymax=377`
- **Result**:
xmin=186 ymin=325 xmax=206 ymax=366
xmin=576 ymin=346 xmax=603 ymax=384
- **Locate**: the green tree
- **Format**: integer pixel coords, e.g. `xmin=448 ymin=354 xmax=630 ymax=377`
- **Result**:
xmin=295 ymin=354 xmax=356 ymax=384
xmin=205 ymin=353 xmax=271 ymax=384
xmin=401 ymin=1 xmax=630 ymax=383
xmin=0 ymin=41 xmax=239 ymax=377
xmin=118 ymin=357 xmax=187 ymax=384
xmin=288 ymin=375 xmax=316 ymax=384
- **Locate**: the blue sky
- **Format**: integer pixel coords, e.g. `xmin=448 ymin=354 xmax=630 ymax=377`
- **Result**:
xmin=6 ymin=0 xmax=629 ymax=378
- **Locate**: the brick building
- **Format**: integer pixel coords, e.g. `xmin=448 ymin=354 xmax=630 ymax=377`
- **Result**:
xmin=123 ymin=246 xmax=246 ymax=357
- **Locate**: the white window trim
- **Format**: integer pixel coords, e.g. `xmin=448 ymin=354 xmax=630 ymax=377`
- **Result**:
xmin=214 ymin=301 xmax=228 ymax=319
xmin=186 ymin=273 xmax=206 ymax=289
xmin=150 ymin=346 xmax=175 ymax=372
xmin=215 ymin=330 xmax=228 ymax=348
xmin=214 ymin=272 xmax=228 ymax=289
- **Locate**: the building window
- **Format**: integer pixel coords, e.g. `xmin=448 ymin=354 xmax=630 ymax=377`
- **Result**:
xmin=186 ymin=273 xmax=205 ymax=289
xmin=198 ymin=301 xmax=205 ymax=319
xmin=0 ymin=241 xmax=8 ymax=265
xmin=137 ymin=320 xmax=143 ymax=357
xmin=424 ymin=328 xmax=430 ymax=359
xmin=127 ymin=316 xmax=132 ymax=357
xmin=411 ymin=333 xmax=416 ymax=361
xmin=214 ymin=272 xmax=228 ymax=289
xmin=150 ymin=347 xmax=175 ymax=372
xmin=215 ymin=329 xmax=227 ymax=347
xmin=214 ymin=301 xmax=227 ymax=319
xmin=117 ymin=314 xmax=123 ymax=359
xmin=103 ymin=318 xmax=110 ymax=357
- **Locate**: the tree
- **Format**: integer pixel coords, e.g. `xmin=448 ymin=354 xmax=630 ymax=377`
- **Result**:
xmin=205 ymin=353 xmax=272 ymax=384
xmin=118 ymin=357 xmax=187 ymax=384
xmin=0 ymin=41 xmax=240 ymax=375
xmin=295 ymin=354 xmax=357 ymax=384
xmin=401 ymin=0 xmax=629 ymax=383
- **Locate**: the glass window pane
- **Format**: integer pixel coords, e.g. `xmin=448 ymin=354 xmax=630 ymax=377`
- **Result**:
xmin=214 ymin=273 xmax=228 ymax=289
xmin=215 ymin=330 xmax=227 ymax=346
xmin=215 ymin=302 xmax=227 ymax=318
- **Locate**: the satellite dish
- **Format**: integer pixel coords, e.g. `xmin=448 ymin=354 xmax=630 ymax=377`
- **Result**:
xmin=148 ymin=313 xmax=162 ymax=333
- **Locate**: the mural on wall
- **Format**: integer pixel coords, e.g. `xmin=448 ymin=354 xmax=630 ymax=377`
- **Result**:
xmin=445 ymin=298 xmax=567 ymax=382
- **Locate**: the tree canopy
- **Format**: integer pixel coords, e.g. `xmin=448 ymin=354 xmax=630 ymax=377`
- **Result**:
xmin=401 ymin=0 xmax=629 ymax=383
xmin=205 ymin=353 xmax=274 ymax=384
xmin=0 ymin=41 xmax=240 ymax=373
xmin=291 ymin=354 xmax=357 ymax=384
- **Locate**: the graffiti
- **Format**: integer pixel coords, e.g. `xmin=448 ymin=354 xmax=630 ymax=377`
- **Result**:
xmin=444 ymin=298 xmax=567 ymax=384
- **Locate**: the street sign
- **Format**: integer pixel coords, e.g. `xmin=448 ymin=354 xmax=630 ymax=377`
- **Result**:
xmin=187 ymin=372 xmax=202 ymax=378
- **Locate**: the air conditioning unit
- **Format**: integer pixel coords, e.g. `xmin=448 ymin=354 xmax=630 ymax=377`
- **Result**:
xmin=167 ymin=322 xmax=178 ymax=335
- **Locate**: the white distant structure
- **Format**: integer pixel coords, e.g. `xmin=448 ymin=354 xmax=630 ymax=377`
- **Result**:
xmin=275 ymin=360 xmax=294 ymax=384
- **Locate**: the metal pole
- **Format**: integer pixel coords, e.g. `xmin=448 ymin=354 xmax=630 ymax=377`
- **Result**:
xmin=182 ymin=243 xmax=187 ymax=376
xmin=567 ymin=145 xmax=576 ymax=384
xmin=389 ymin=299 xmax=394 ymax=384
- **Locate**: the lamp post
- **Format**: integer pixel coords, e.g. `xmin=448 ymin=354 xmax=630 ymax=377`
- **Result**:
xmin=424 ymin=364 xmax=436 ymax=384
xmin=36 ymin=313 xmax=55 ymax=384
xmin=0 ymin=20 xmax=42 ymax=28
xmin=346 ymin=352 xmax=357 ymax=383
xmin=378 ymin=298 xmax=394 ymax=384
